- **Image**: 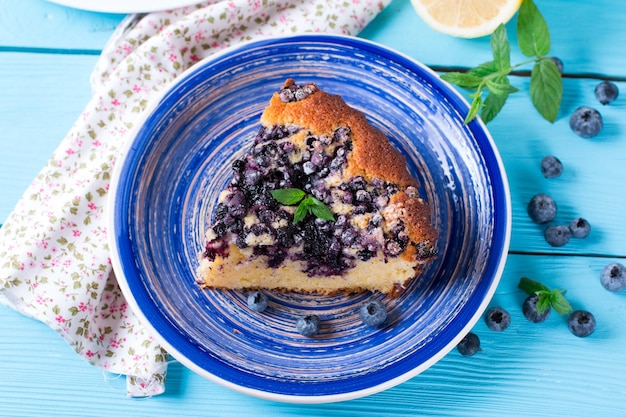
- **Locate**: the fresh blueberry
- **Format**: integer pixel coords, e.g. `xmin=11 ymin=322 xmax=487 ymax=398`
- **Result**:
xmin=550 ymin=56 xmax=564 ymax=74
xmin=544 ymin=225 xmax=571 ymax=247
xmin=296 ymin=314 xmax=321 ymax=337
xmin=457 ymin=332 xmax=480 ymax=356
xmin=247 ymin=291 xmax=268 ymax=312
xmin=359 ymin=299 xmax=387 ymax=327
xmin=569 ymin=217 xmax=591 ymax=238
xmin=540 ymin=155 xmax=563 ymax=178
xmin=594 ymin=80 xmax=619 ymax=105
xmin=523 ymin=294 xmax=551 ymax=323
xmin=527 ymin=193 xmax=557 ymax=224
xmin=569 ymin=106 xmax=603 ymax=138
xmin=600 ymin=262 xmax=626 ymax=292
xmin=484 ymin=306 xmax=511 ymax=331
xmin=568 ymin=310 xmax=596 ymax=337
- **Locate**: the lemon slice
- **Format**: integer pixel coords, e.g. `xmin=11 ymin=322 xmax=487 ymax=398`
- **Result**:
xmin=411 ymin=0 xmax=522 ymax=38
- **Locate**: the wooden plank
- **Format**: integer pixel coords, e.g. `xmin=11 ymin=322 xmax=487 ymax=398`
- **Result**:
xmin=487 ymin=77 xmax=626 ymax=256
xmin=0 ymin=0 xmax=123 ymax=52
xmin=0 ymin=0 xmax=624 ymax=79
xmin=364 ymin=0 xmax=626 ymax=78
xmin=2 ymin=53 xmax=624 ymax=257
xmin=1 ymin=254 xmax=624 ymax=415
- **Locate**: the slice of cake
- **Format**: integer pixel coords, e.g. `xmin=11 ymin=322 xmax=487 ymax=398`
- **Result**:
xmin=197 ymin=79 xmax=436 ymax=297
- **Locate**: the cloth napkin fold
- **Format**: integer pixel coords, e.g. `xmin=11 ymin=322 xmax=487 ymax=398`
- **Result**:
xmin=0 ymin=0 xmax=391 ymax=397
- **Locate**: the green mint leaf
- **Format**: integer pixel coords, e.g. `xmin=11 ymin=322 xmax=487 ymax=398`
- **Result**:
xmin=530 ymin=58 xmax=562 ymax=122
xmin=293 ymin=200 xmax=309 ymax=224
xmin=467 ymin=61 xmax=499 ymax=78
xmin=271 ymin=188 xmax=306 ymax=205
xmin=308 ymin=197 xmax=335 ymax=221
xmin=464 ymin=94 xmax=483 ymax=124
xmin=535 ymin=292 xmax=552 ymax=314
xmin=517 ymin=0 xmax=551 ymax=57
xmin=490 ymin=24 xmax=511 ymax=71
xmin=480 ymin=91 xmax=508 ymax=124
xmin=518 ymin=277 xmax=550 ymax=295
xmin=440 ymin=72 xmax=484 ymax=89
xmin=485 ymin=77 xmax=519 ymax=97
xmin=550 ymin=289 xmax=573 ymax=315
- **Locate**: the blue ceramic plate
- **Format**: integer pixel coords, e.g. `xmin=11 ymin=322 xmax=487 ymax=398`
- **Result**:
xmin=109 ymin=34 xmax=511 ymax=403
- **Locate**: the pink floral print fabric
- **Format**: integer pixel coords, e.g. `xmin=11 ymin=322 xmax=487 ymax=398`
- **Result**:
xmin=0 ymin=0 xmax=390 ymax=397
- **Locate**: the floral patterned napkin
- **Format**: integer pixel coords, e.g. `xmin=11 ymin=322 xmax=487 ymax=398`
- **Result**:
xmin=0 ymin=0 xmax=390 ymax=397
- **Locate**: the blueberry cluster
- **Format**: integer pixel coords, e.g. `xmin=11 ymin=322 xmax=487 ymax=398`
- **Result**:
xmin=527 ymin=190 xmax=590 ymax=247
xmin=203 ymin=118 xmax=423 ymax=276
xmin=569 ymin=80 xmax=619 ymax=138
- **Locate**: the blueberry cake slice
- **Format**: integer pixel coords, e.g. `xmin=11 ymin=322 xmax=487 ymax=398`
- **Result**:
xmin=198 ymin=79 xmax=436 ymax=297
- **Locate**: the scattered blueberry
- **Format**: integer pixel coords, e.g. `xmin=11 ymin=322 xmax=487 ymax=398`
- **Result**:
xmin=296 ymin=314 xmax=321 ymax=337
xmin=569 ymin=217 xmax=591 ymax=238
xmin=568 ymin=310 xmax=596 ymax=337
xmin=600 ymin=262 xmax=626 ymax=292
xmin=457 ymin=332 xmax=480 ymax=356
xmin=247 ymin=291 xmax=269 ymax=312
xmin=550 ymin=56 xmax=564 ymax=74
xmin=484 ymin=306 xmax=511 ymax=331
xmin=527 ymin=193 xmax=557 ymax=224
xmin=540 ymin=155 xmax=563 ymax=178
xmin=544 ymin=225 xmax=571 ymax=247
xmin=523 ymin=294 xmax=551 ymax=323
xmin=569 ymin=106 xmax=603 ymax=138
xmin=359 ymin=299 xmax=388 ymax=327
xmin=594 ymin=80 xmax=619 ymax=105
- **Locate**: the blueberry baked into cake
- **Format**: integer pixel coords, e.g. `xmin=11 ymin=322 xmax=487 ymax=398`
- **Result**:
xmin=198 ymin=79 xmax=437 ymax=297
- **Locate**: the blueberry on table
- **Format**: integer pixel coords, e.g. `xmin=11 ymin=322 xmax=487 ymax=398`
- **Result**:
xmin=247 ymin=291 xmax=269 ymax=312
xmin=296 ymin=314 xmax=321 ymax=337
xmin=523 ymin=294 xmax=551 ymax=323
xmin=594 ymin=80 xmax=619 ymax=105
xmin=569 ymin=106 xmax=603 ymax=138
xmin=600 ymin=262 xmax=626 ymax=292
xmin=484 ymin=306 xmax=510 ymax=331
xmin=527 ymin=193 xmax=557 ymax=224
xmin=359 ymin=299 xmax=387 ymax=328
xmin=544 ymin=225 xmax=571 ymax=247
xmin=457 ymin=332 xmax=480 ymax=357
xmin=540 ymin=155 xmax=563 ymax=178
xmin=550 ymin=56 xmax=564 ymax=74
xmin=569 ymin=217 xmax=591 ymax=238
xmin=568 ymin=310 xmax=596 ymax=337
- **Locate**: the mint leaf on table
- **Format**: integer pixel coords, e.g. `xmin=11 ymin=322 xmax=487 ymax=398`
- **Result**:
xmin=491 ymin=22 xmax=511 ymax=71
xmin=550 ymin=289 xmax=573 ymax=315
xmin=439 ymin=0 xmax=562 ymax=124
xmin=517 ymin=0 xmax=551 ymax=57
xmin=271 ymin=188 xmax=334 ymax=224
xmin=518 ymin=277 xmax=550 ymax=294
xmin=518 ymin=277 xmax=573 ymax=315
xmin=530 ymin=58 xmax=563 ymax=122
xmin=439 ymin=72 xmax=483 ymax=89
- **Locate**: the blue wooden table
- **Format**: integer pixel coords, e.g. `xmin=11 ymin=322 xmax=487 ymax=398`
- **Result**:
xmin=1 ymin=0 xmax=625 ymax=415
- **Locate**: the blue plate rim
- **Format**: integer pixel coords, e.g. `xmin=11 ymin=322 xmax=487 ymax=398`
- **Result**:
xmin=108 ymin=33 xmax=512 ymax=404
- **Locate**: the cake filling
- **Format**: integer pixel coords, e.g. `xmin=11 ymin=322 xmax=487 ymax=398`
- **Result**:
xmin=203 ymin=82 xmax=435 ymax=278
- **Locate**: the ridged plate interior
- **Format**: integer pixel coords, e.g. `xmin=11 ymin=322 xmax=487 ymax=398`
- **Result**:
xmin=109 ymin=34 xmax=511 ymax=403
